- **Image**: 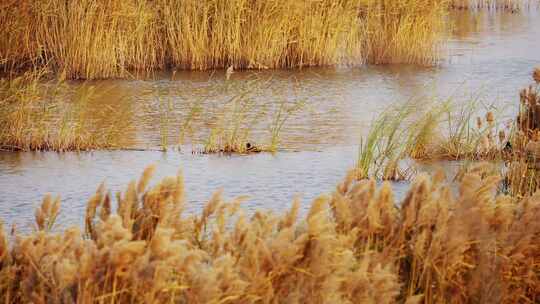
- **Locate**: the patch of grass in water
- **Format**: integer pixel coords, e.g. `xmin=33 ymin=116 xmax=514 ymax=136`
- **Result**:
xmin=201 ymin=75 xmax=306 ymax=155
xmin=0 ymin=69 xmax=135 ymax=151
xmin=357 ymin=91 xmax=508 ymax=180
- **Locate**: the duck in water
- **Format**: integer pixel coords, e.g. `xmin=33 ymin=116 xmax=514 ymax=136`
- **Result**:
xmin=246 ymin=142 xmax=261 ymax=153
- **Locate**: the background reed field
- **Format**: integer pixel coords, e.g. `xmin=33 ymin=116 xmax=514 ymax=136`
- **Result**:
xmin=0 ymin=0 xmax=450 ymax=79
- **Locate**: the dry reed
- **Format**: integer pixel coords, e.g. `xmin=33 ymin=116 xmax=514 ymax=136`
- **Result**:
xmin=0 ymin=162 xmax=539 ymax=303
xmin=0 ymin=69 xmax=134 ymax=151
xmin=360 ymin=0 xmax=448 ymax=65
xmin=1 ymin=0 xmax=449 ymax=79
xmin=502 ymin=68 xmax=540 ymax=196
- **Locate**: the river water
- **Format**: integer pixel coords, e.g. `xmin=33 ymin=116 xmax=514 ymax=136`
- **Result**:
xmin=1 ymin=10 xmax=539 ymax=231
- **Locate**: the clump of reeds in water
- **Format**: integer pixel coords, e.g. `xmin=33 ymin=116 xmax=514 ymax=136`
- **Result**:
xmin=1 ymin=0 xmax=449 ymax=79
xmin=1 ymin=163 xmax=540 ymax=303
xmin=202 ymin=87 xmax=260 ymax=154
xmin=356 ymin=94 xmax=508 ymax=181
xmin=0 ymin=69 xmax=134 ymax=151
xmin=201 ymin=76 xmax=305 ymax=154
xmin=503 ymin=67 xmax=540 ymax=196
xmin=355 ymin=67 xmax=540 ymax=197
xmin=357 ymin=103 xmax=419 ymax=181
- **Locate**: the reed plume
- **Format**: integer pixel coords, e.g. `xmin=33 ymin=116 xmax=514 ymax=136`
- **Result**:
xmin=0 ymin=163 xmax=538 ymax=303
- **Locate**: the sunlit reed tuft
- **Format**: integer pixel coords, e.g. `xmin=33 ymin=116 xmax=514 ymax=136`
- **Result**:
xmin=0 ymin=69 xmax=134 ymax=151
xmin=0 ymin=162 xmax=539 ymax=302
xmin=1 ymin=0 xmax=449 ymax=79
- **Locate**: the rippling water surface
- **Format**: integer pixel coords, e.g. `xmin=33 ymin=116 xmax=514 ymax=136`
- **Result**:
xmin=1 ymin=10 xmax=539 ymax=231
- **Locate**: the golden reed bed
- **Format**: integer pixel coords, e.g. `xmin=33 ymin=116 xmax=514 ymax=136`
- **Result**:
xmin=0 ymin=163 xmax=538 ymax=303
xmin=1 ymin=0 xmax=448 ymax=79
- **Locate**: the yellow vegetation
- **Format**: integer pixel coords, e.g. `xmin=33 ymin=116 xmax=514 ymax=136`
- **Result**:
xmin=0 ymin=163 xmax=538 ymax=303
xmin=361 ymin=0 xmax=448 ymax=65
xmin=0 ymin=69 xmax=133 ymax=151
xmin=1 ymin=0 xmax=449 ymax=79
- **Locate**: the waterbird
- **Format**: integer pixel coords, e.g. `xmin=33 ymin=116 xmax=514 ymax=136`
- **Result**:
xmin=226 ymin=65 xmax=234 ymax=80
xmin=246 ymin=142 xmax=261 ymax=153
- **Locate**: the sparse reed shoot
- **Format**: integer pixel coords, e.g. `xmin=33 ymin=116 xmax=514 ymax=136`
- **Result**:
xmin=202 ymin=76 xmax=305 ymax=154
xmin=203 ymin=101 xmax=256 ymax=154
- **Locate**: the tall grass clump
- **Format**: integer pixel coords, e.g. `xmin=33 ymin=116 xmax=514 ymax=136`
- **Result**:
xmin=1 ymin=0 xmax=449 ymax=79
xmin=502 ymin=67 xmax=540 ymax=196
xmin=0 ymin=69 xmax=134 ymax=151
xmin=1 ymin=162 xmax=539 ymax=302
xmin=356 ymin=94 xmax=504 ymax=179
xmin=357 ymin=102 xmax=417 ymax=180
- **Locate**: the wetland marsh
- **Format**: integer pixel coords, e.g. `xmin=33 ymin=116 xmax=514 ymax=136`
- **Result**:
xmin=1 ymin=2 xmax=540 ymax=303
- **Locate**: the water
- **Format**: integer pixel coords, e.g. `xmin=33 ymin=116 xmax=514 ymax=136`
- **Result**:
xmin=1 ymin=10 xmax=539 ymax=232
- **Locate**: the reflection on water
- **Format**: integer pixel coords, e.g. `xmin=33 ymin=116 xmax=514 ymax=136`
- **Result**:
xmin=1 ymin=11 xmax=539 ymax=231
xmin=450 ymin=8 xmax=531 ymax=39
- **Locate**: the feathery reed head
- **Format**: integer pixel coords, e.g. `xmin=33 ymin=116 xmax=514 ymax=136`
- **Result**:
xmin=533 ymin=67 xmax=540 ymax=84
xmin=1 ymin=164 xmax=540 ymax=302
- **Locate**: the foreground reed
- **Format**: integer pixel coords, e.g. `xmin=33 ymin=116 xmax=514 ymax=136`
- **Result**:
xmin=1 ymin=162 xmax=539 ymax=303
xmin=1 ymin=0 xmax=449 ymax=79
